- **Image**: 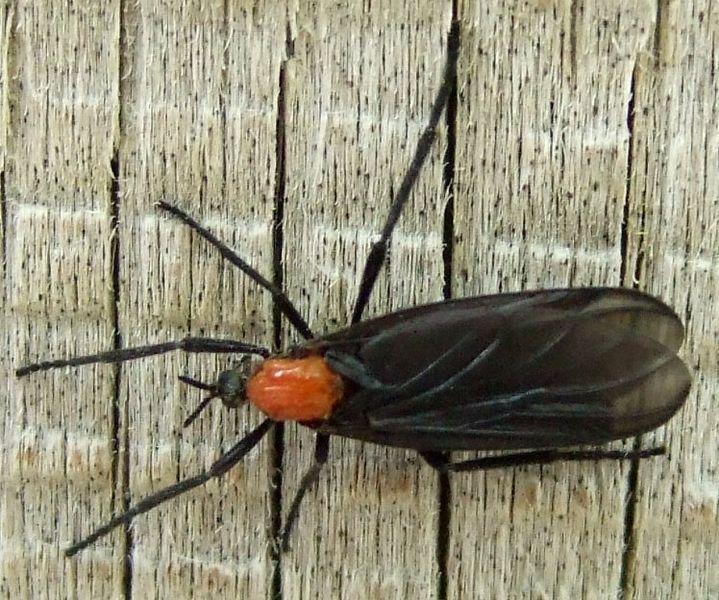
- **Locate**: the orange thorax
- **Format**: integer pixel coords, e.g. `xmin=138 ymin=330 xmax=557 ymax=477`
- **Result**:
xmin=246 ymin=356 xmax=344 ymax=421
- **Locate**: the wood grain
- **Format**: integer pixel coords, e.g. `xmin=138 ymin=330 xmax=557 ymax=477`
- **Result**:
xmin=1 ymin=1 xmax=715 ymax=599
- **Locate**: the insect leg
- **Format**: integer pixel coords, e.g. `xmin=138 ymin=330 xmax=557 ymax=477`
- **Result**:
xmin=280 ymin=434 xmax=330 ymax=551
xmin=419 ymin=446 xmax=666 ymax=473
xmin=350 ymin=22 xmax=460 ymax=324
xmin=64 ymin=418 xmax=274 ymax=557
xmin=16 ymin=337 xmax=270 ymax=377
xmin=157 ymin=201 xmax=313 ymax=339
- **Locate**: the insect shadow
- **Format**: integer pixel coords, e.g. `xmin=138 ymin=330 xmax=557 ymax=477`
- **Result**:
xmin=16 ymin=21 xmax=691 ymax=558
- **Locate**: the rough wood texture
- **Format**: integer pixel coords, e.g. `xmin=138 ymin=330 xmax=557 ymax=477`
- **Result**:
xmin=1 ymin=1 xmax=715 ymax=599
xmin=279 ymin=5 xmax=452 ymax=597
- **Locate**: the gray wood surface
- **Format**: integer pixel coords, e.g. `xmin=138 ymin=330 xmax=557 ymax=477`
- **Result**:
xmin=1 ymin=1 xmax=715 ymax=599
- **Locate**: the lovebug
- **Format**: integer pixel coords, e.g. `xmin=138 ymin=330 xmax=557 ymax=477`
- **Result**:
xmin=16 ymin=21 xmax=691 ymax=558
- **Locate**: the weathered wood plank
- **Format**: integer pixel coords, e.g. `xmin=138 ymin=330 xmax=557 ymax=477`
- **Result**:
xmin=280 ymin=4 xmax=452 ymax=597
xmin=626 ymin=1 xmax=718 ymax=598
xmin=2 ymin=2 xmax=122 ymax=598
xmin=2 ymin=2 xmax=714 ymax=599
xmin=117 ymin=2 xmax=281 ymax=597
xmin=452 ymin=2 xmax=657 ymax=598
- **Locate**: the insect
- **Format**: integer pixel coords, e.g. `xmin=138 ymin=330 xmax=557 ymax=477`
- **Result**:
xmin=17 ymin=22 xmax=691 ymax=558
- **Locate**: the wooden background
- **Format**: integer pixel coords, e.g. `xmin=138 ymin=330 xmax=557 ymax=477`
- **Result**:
xmin=1 ymin=1 xmax=716 ymax=598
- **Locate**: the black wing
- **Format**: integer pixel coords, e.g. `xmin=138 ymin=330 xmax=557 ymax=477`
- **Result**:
xmin=307 ymin=288 xmax=691 ymax=451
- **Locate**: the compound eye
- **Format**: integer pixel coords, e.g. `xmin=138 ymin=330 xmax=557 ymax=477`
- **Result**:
xmin=179 ymin=359 xmax=252 ymax=427
xmin=216 ymin=369 xmax=247 ymax=409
